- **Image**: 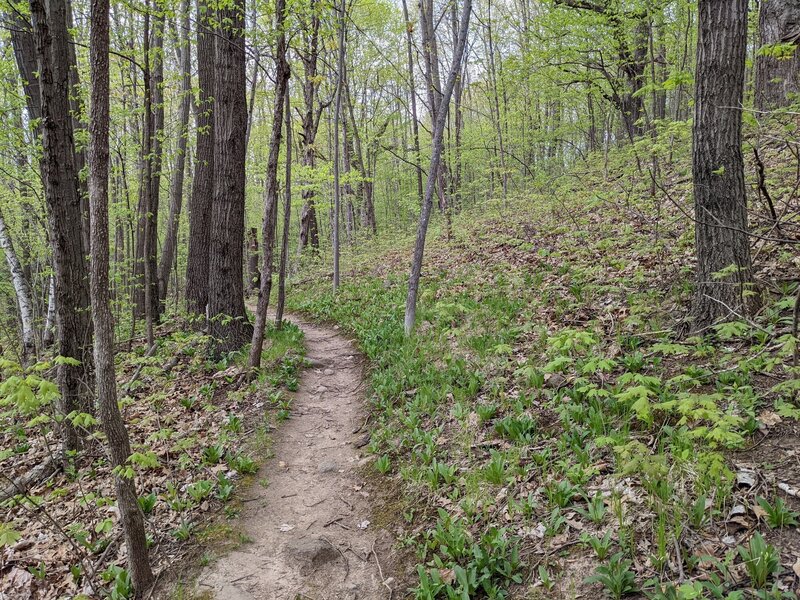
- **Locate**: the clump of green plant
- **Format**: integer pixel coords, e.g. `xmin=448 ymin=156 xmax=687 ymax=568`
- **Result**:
xmin=137 ymin=492 xmax=157 ymax=515
xmin=101 ymin=565 xmax=133 ymax=600
xmin=484 ymin=451 xmax=507 ymax=485
xmin=202 ymin=443 xmax=225 ymax=465
xmin=577 ymin=492 xmax=607 ymax=524
xmin=494 ymin=414 xmax=537 ymax=443
xmin=375 ymin=455 xmax=391 ymax=474
xmin=476 ymin=403 xmax=498 ymax=423
xmin=738 ymin=532 xmax=780 ymax=589
xmin=756 ymin=496 xmax=798 ymax=529
xmin=229 ymin=453 xmax=258 ymax=475
xmin=172 ymin=520 xmax=194 ymax=541
xmin=546 ymin=480 xmax=579 ymax=508
xmin=187 ymin=480 xmax=213 ymax=503
xmin=581 ymin=530 xmax=613 ymax=560
xmin=586 ymin=552 xmax=638 ymax=598
xmin=414 ymin=511 xmax=522 ymax=599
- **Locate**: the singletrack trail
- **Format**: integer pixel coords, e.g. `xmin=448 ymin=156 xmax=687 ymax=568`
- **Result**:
xmin=197 ymin=315 xmax=392 ymax=600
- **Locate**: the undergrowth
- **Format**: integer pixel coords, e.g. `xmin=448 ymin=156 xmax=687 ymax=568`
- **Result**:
xmin=287 ymin=133 xmax=800 ymax=598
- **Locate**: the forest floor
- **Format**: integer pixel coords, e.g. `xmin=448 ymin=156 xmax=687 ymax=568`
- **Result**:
xmin=285 ymin=130 xmax=800 ymax=598
xmin=0 ymin=320 xmax=308 ymax=599
xmin=193 ymin=314 xmax=395 ymax=600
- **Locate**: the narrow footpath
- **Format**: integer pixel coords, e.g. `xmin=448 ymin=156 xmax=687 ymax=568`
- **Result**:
xmin=197 ymin=316 xmax=392 ymax=600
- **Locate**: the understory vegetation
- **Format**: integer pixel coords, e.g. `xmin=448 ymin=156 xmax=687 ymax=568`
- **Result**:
xmin=288 ymin=130 xmax=800 ymax=599
xmin=0 ymin=321 xmax=304 ymax=597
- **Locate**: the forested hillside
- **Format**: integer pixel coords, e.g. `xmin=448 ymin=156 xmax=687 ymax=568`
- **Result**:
xmin=1 ymin=0 xmax=800 ymax=598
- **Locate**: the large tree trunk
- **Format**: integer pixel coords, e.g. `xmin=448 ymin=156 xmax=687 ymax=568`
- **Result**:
xmin=332 ymin=0 xmax=346 ymax=290
xmin=29 ymin=0 xmax=94 ymax=453
xmin=298 ymin=0 xmax=322 ymax=255
xmin=405 ymin=0 xmax=471 ymax=334
xmin=209 ymin=0 xmax=252 ymax=356
xmin=692 ymin=0 xmax=755 ymax=328
xmin=65 ymin=0 xmax=90 ymax=257
xmin=249 ymin=0 xmax=289 ymax=370
xmin=0 ymin=210 xmax=36 ymax=362
xmin=135 ymin=6 xmax=164 ymax=327
xmin=185 ymin=0 xmax=215 ymax=318
xmin=755 ymin=0 xmax=800 ymax=111
xmin=158 ymin=0 xmax=192 ymax=304
xmin=87 ymin=0 xmax=154 ymax=590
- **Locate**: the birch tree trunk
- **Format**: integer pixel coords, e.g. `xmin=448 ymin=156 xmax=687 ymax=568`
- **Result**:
xmin=0 ymin=210 xmax=36 ymax=361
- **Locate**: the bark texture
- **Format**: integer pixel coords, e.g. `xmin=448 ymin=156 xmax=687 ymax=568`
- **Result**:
xmin=755 ymin=0 xmax=800 ymax=111
xmin=275 ymin=91 xmax=292 ymax=328
xmin=158 ymin=0 xmax=192 ymax=304
xmin=298 ymin=0 xmax=322 ymax=254
xmin=185 ymin=0 xmax=215 ymax=318
xmin=249 ymin=0 xmax=289 ymax=370
xmin=692 ymin=0 xmax=755 ymax=328
xmin=208 ymin=0 xmax=252 ymax=355
xmin=88 ymin=0 xmax=154 ymax=589
xmin=29 ymin=0 xmax=94 ymax=452
xmin=405 ymin=0 xmax=472 ymax=334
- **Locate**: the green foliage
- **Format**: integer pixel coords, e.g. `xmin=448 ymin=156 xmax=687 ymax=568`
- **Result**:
xmin=585 ymin=552 xmax=638 ymax=598
xmin=582 ymin=531 xmax=613 ymax=560
xmin=756 ymin=496 xmax=798 ymax=529
xmin=101 ymin=565 xmax=133 ymax=600
xmin=0 ymin=523 xmax=21 ymax=547
xmin=375 ymin=455 xmax=391 ymax=474
xmin=737 ymin=532 xmax=780 ymax=589
xmin=138 ymin=492 xmax=157 ymax=515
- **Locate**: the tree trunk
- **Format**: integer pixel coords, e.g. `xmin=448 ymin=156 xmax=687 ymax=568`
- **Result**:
xmin=9 ymin=12 xmax=43 ymax=136
xmin=249 ymin=0 xmax=289 ymax=370
xmin=247 ymin=227 xmax=260 ymax=292
xmin=134 ymin=4 xmax=163 ymax=336
xmin=755 ymin=0 xmax=800 ymax=111
xmin=405 ymin=0 xmax=471 ymax=334
xmin=88 ymin=0 xmax=154 ymax=590
xmin=692 ymin=0 xmax=755 ymax=328
xmin=29 ymin=0 xmax=95 ymax=454
xmin=43 ymin=275 xmax=55 ymax=347
xmin=275 ymin=91 xmax=292 ymax=329
xmin=332 ymin=0 xmax=346 ymax=291
xmin=400 ymin=0 xmax=424 ymax=210
xmin=0 ymin=209 xmax=36 ymax=362
xmin=298 ymin=0 xmax=322 ymax=255
xmin=185 ymin=0 xmax=215 ymax=318
xmin=158 ymin=0 xmax=192 ymax=304
xmin=209 ymin=0 xmax=253 ymax=356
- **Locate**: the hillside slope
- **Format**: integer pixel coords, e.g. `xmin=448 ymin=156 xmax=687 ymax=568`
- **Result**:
xmin=287 ymin=136 xmax=800 ymax=598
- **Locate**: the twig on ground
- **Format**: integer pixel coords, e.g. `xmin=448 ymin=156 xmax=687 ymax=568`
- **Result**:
xmin=370 ymin=538 xmax=393 ymax=600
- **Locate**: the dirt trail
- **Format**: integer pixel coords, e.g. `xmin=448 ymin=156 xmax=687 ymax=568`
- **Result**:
xmin=196 ymin=316 xmax=391 ymax=600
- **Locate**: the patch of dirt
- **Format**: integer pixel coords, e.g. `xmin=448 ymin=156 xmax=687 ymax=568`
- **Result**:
xmin=194 ymin=316 xmax=395 ymax=600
